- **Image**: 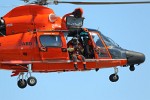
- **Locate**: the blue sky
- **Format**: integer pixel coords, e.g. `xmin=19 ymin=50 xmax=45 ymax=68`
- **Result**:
xmin=0 ymin=0 xmax=150 ymax=100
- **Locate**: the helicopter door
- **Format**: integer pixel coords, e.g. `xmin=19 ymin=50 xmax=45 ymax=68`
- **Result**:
xmin=37 ymin=33 xmax=68 ymax=60
xmin=89 ymin=31 xmax=111 ymax=59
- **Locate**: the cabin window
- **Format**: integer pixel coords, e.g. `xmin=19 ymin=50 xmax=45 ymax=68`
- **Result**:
xmin=40 ymin=35 xmax=62 ymax=47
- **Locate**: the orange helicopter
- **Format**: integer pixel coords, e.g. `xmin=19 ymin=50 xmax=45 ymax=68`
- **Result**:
xmin=0 ymin=0 xmax=147 ymax=89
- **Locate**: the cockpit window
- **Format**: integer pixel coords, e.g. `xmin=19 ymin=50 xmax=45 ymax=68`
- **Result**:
xmin=40 ymin=35 xmax=62 ymax=47
xmin=101 ymin=34 xmax=119 ymax=47
xmin=90 ymin=31 xmax=109 ymax=58
xmin=88 ymin=29 xmax=126 ymax=59
xmin=90 ymin=32 xmax=104 ymax=47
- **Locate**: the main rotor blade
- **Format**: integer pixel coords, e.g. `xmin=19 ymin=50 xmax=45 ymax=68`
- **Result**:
xmin=55 ymin=1 xmax=150 ymax=5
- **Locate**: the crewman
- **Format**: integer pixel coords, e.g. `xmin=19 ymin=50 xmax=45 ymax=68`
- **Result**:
xmin=67 ymin=37 xmax=86 ymax=70
xmin=80 ymin=28 xmax=94 ymax=58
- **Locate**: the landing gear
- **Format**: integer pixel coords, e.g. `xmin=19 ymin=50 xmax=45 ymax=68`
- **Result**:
xmin=129 ymin=65 xmax=135 ymax=71
xmin=17 ymin=73 xmax=37 ymax=89
xmin=109 ymin=67 xmax=119 ymax=82
xmin=16 ymin=64 xmax=37 ymax=89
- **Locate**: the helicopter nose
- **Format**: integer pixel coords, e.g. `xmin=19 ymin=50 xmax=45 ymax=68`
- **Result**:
xmin=126 ymin=50 xmax=145 ymax=65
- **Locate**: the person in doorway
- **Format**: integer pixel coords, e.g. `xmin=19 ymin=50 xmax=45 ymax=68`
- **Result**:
xmin=67 ymin=37 xmax=86 ymax=70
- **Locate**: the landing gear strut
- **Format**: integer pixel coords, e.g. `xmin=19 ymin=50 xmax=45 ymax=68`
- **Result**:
xmin=109 ymin=67 xmax=119 ymax=82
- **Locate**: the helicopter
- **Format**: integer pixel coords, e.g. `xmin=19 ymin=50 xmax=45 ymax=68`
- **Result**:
xmin=0 ymin=0 xmax=147 ymax=89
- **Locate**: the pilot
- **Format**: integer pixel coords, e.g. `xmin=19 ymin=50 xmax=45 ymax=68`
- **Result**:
xmin=80 ymin=29 xmax=94 ymax=58
xmin=81 ymin=35 xmax=93 ymax=58
xmin=67 ymin=37 xmax=86 ymax=70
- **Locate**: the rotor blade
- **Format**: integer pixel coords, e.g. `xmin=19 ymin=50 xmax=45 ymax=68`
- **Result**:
xmin=55 ymin=1 xmax=150 ymax=5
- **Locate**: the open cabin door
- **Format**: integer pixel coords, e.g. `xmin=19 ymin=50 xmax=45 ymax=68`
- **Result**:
xmin=89 ymin=31 xmax=111 ymax=59
xmin=37 ymin=32 xmax=69 ymax=60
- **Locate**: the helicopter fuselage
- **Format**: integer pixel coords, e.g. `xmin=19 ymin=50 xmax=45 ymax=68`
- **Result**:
xmin=0 ymin=4 xmax=145 ymax=89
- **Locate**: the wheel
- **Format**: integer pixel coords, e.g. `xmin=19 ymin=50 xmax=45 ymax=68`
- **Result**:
xmin=129 ymin=65 xmax=135 ymax=71
xmin=17 ymin=79 xmax=27 ymax=89
xmin=109 ymin=74 xmax=119 ymax=82
xmin=27 ymin=76 xmax=37 ymax=86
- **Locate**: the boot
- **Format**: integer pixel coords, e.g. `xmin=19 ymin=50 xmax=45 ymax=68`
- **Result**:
xmin=74 ymin=64 xmax=78 ymax=70
xmin=83 ymin=64 xmax=87 ymax=70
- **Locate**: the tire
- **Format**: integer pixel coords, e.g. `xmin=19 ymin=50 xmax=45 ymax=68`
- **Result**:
xmin=17 ymin=79 xmax=27 ymax=89
xmin=109 ymin=74 xmax=119 ymax=82
xmin=27 ymin=76 xmax=37 ymax=86
xmin=129 ymin=66 xmax=135 ymax=71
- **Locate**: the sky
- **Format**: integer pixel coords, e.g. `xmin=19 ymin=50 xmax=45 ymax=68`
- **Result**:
xmin=0 ymin=0 xmax=150 ymax=100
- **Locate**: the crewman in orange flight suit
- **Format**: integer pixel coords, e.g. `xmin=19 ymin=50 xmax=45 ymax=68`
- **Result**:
xmin=67 ymin=37 xmax=86 ymax=70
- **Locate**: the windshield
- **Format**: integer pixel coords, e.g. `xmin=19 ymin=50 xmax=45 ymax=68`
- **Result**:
xmin=100 ymin=32 xmax=120 ymax=47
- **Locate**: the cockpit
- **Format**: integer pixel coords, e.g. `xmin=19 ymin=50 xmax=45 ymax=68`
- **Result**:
xmin=88 ymin=29 xmax=126 ymax=59
xmin=90 ymin=29 xmax=145 ymax=66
